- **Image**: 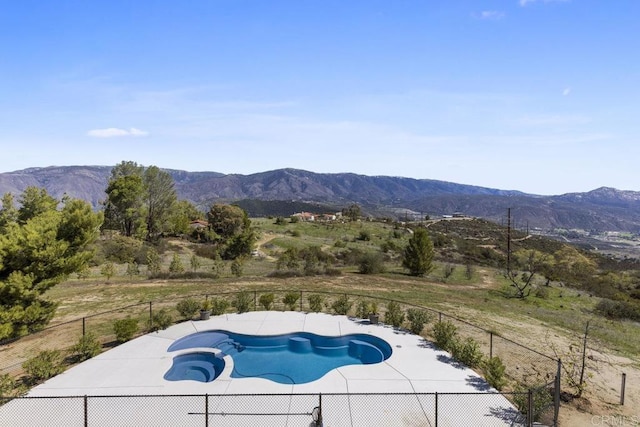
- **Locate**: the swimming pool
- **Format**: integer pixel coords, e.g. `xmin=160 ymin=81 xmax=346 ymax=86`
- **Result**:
xmin=166 ymin=330 xmax=392 ymax=384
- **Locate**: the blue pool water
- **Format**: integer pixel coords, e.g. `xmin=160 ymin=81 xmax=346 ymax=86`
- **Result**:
xmin=164 ymin=352 xmax=225 ymax=383
xmin=166 ymin=330 xmax=392 ymax=384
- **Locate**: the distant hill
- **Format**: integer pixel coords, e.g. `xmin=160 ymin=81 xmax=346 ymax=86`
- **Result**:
xmin=1 ymin=165 xmax=639 ymax=232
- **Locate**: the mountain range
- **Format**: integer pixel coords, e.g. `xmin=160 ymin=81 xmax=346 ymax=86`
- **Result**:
xmin=1 ymin=166 xmax=639 ymax=233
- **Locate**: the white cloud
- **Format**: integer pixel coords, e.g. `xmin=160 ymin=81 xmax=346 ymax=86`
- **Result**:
xmin=87 ymin=127 xmax=149 ymax=138
xmin=477 ymin=11 xmax=505 ymax=20
xmin=563 ymin=87 xmax=571 ymax=96
xmin=520 ymin=0 xmax=570 ymax=6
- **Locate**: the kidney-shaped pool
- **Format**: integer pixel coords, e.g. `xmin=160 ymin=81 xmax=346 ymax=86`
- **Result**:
xmin=165 ymin=330 xmax=393 ymax=384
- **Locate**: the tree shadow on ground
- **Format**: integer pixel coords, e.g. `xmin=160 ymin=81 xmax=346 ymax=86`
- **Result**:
xmin=466 ymin=375 xmax=492 ymax=391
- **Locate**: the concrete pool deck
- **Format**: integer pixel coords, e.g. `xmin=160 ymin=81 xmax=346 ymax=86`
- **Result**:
xmin=3 ymin=312 xmax=522 ymax=426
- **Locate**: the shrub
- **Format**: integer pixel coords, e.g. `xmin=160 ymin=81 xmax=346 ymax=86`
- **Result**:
xmin=22 ymin=350 xmax=64 ymax=384
xmin=331 ymin=294 xmax=353 ymax=315
xmin=452 ymin=337 xmax=484 ymax=368
xmin=432 ymin=321 xmax=458 ymax=352
xmin=595 ymin=298 xmax=640 ymax=321
xmin=384 ymin=301 xmax=405 ymax=327
xmin=259 ymin=293 xmax=275 ymax=310
xmin=169 ymin=253 xmax=185 ymax=274
xmin=512 ymin=384 xmax=554 ymax=423
xmin=71 ymin=333 xmax=102 ymax=362
xmin=231 ymin=258 xmax=244 ymax=277
xmin=113 ymin=317 xmax=138 ymax=343
xmin=210 ymin=298 xmax=230 ymax=315
xmin=357 ymin=252 xmax=386 ymax=274
xmin=176 ymin=298 xmax=200 ymax=319
xmin=406 ymin=309 xmax=433 ymax=335
xmin=234 ymin=292 xmax=252 ymax=313
xmin=483 ymin=357 xmax=507 ymax=390
xmin=283 ymin=292 xmax=300 ymax=311
xmin=358 ymin=230 xmax=371 ymax=241
xmin=308 ymin=294 xmax=324 ymax=312
xmin=101 ymin=262 xmax=116 ymax=282
xmin=356 ymin=300 xmax=371 ymax=319
xmin=152 ymin=308 xmax=174 ymax=331
xmin=0 ymin=373 xmax=16 ymax=397
xmin=442 ymin=264 xmax=456 ymax=280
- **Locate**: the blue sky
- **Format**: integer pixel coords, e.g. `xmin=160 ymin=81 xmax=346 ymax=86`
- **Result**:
xmin=1 ymin=0 xmax=638 ymax=195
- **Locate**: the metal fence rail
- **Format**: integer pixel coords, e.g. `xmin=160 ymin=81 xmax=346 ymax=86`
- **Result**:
xmin=0 ymin=392 xmax=540 ymax=427
xmin=0 ymin=290 xmax=562 ymax=425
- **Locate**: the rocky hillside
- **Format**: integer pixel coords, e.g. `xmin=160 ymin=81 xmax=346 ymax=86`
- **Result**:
xmin=1 ymin=166 xmax=639 ymax=232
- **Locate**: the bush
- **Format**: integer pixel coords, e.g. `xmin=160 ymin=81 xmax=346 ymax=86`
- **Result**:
xmin=432 ymin=321 xmax=458 ymax=353
xmin=0 ymin=373 xmax=16 ymax=397
xmin=22 ymin=350 xmax=64 ymax=384
xmin=210 ymin=298 xmax=230 ymax=315
xmin=259 ymin=293 xmax=275 ymax=310
xmin=357 ymin=252 xmax=386 ymax=274
xmin=283 ymin=292 xmax=300 ymax=311
xmin=512 ymin=384 xmax=554 ymax=423
xmin=483 ymin=357 xmax=507 ymax=390
xmin=176 ymin=298 xmax=200 ymax=319
xmin=595 ymin=298 xmax=640 ymax=321
xmin=406 ymin=308 xmax=433 ymax=335
xmin=152 ymin=308 xmax=174 ymax=331
xmin=331 ymin=294 xmax=353 ymax=315
xmin=452 ymin=337 xmax=484 ymax=368
xmin=231 ymin=258 xmax=244 ymax=277
xmin=234 ymin=292 xmax=252 ymax=313
xmin=358 ymin=230 xmax=371 ymax=241
xmin=384 ymin=301 xmax=405 ymax=327
xmin=113 ymin=317 xmax=138 ymax=343
xmin=169 ymin=253 xmax=185 ymax=274
xmin=356 ymin=300 xmax=371 ymax=319
xmin=71 ymin=333 xmax=102 ymax=362
xmin=308 ymin=294 xmax=324 ymax=312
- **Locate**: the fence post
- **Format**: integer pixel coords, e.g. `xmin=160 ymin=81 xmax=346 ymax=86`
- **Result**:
xmin=317 ymin=393 xmax=323 ymax=426
xmin=554 ymin=359 xmax=562 ymax=425
xmin=149 ymin=301 xmax=153 ymax=330
xmin=527 ymin=389 xmax=533 ymax=427
xmin=205 ymin=393 xmax=209 ymax=427
xmin=434 ymin=392 xmax=438 ymax=427
xmin=438 ymin=312 xmax=442 ymax=322
xmin=82 ymin=317 xmax=86 ymax=337
xmin=620 ymin=373 xmax=626 ymax=405
xmin=84 ymin=395 xmax=88 ymax=427
xmin=489 ymin=332 xmax=493 ymax=359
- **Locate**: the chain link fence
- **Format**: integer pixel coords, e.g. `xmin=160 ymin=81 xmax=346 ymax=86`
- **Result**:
xmin=0 ymin=392 xmax=541 ymax=427
xmin=0 ymin=290 xmax=562 ymax=425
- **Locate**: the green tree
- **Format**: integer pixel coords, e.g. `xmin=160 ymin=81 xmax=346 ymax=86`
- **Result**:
xmin=169 ymin=253 xmax=185 ymax=274
xmin=189 ymin=254 xmax=201 ymax=272
xmin=0 ymin=191 xmax=102 ymax=339
xmin=402 ymin=228 xmax=435 ymax=276
xmin=506 ymin=249 xmax=547 ymax=298
xmin=342 ymin=204 xmax=361 ymax=221
xmin=146 ymin=248 xmax=161 ymax=276
xmin=0 ymin=193 xmax=18 ymax=230
xmin=101 ymin=262 xmax=116 ymax=282
xmin=17 ymin=187 xmax=58 ymax=223
xmin=207 ymin=204 xmax=256 ymax=259
xmin=103 ymin=161 xmax=144 ymax=237
xmin=168 ymin=200 xmax=203 ymax=235
xmin=143 ymin=166 xmax=177 ymax=240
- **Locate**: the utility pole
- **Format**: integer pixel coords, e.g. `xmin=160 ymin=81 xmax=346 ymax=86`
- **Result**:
xmin=507 ymin=208 xmax=512 ymax=274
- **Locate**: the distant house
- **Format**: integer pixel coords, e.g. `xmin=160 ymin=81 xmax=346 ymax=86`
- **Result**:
xmin=319 ymin=213 xmax=337 ymax=221
xmin=189 ymin=219 xmax=209 ymax=229
xmin=292 ymin=212 xmax=315 ymax=222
